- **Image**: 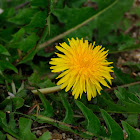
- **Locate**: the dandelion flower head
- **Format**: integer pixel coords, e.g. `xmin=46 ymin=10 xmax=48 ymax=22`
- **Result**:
xmin=49 ymin=38 xmax=113 ymax=101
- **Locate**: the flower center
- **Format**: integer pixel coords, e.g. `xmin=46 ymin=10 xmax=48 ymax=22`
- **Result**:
xmin=79 ymin=57 xmax=90 ymax=68
xmin=69 ymin=52 xmax=95 ymax=76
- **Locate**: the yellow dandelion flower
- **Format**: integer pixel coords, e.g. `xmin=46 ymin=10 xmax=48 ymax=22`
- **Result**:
xmin=49 ymin=38 xmax=113 ymax=101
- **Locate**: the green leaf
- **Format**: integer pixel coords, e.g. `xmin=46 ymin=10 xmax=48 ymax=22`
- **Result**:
xmin=114 ymin=67 xmax=135 ymax=84
xmin=65 ymin=0 xmax=86 ymax=8
xmin=36 ymin=115 xmax=75 ymax=133
xmin=38 ymin=131 xmax=51 ymax=140
xmin=8 ymin=8 xmax=38 ymax=25
xmin=75 ymin=100 xmax=100 ymax=135
xmin=107 ymin=34 xmax=138 ymax=53
xmin=0 ymin=99 xmax=12 ymax=112
xmin=0 ymin=60 xmax=18 ymax=73
xmin=25 ymin=11 xmax=47 ymax=31
xmin=31 ymin=0 xmax=49 ymax=8
xmin=38 ymin=91 xmax=54 ymax=117
xmin=6 ymin=113 xmax=17 ymax=133
xmin=37 ymin=49 xmax=54 ymax=58
xmin=6 ymin=134 xmax=16 ymax=140
xmin=0 ymin=44 xmax=10 ymax=56
xmin=100 ymin=125 xmax=108 ymax=138
xmin=115 ymin=87 xmax=140 ymax=104
xmin=59 ymin=91 xmax=73 ymax=124
xmin=0 ymin=131 xmax=6 ymax=140
xmin=12 ymin=28 xmax=25 ymax=42
xmin=100 ymin=109 xmax=123 ymax=140
xmin=96 ymin=96 xmax=127 ymax=113
xmin=18 ymin=33 xmax=38 ymax=52
xmin=120 ymin=101 xmax=140 ymax=113
xmin=122 ymin=121 xmax=140 ymax=140
xmin=53 ymin=7 xmax=95 ymax=30
xmin=118 ymin=35 xmax=135 ymax=51
xmin=42 ymin=23 xmax=63 ymax=41
xmin=0 ymin=8 xmax=15 ymax=19
xmin=0 ymin=111 xmax=19 ymax=139
xmin=46 ymin=0 xmax=53 ymax=35
xmin=114 ymin=89 xmax=140 ymax=113
xmin=12 ymin=97 xmax=24 ymax=111
xmin=0 ymin=26 xmax=14 ymax=43
xmin=28 ymin=72 xmax=55 ymax=88
xmin=128 ymin=85 xmax=140 ymax=97
xmin=126 ymin=114 xmax=138 ymax=127
xmin=19 ymin=49 xmax=37 ymax=64
xmin=19 ymin=117 xmax=36 ymax=140
xmin=28 ymin=72 xmax=41 ymax=84
xmin=64 ymin=21 xmax=95 ymax=42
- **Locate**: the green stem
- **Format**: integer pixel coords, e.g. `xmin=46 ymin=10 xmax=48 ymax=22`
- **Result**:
xmin=31 ymin=85 xmax=61 ymax=95
xmin=38 ymin=0 xmax=118 ymax=50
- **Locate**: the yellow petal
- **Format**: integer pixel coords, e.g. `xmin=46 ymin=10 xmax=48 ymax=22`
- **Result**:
xmin=56 ymin=70 xmax=69 ymax=79
xmin=99 ymin=78 xmax=111 ymax=88
xmin=57 ymin=73 xmax=70 ymax=85
xmin=65 ymin=75 xmax=75 ymax=92
xmin=86 ymin=79 xmax=92 ymax=101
